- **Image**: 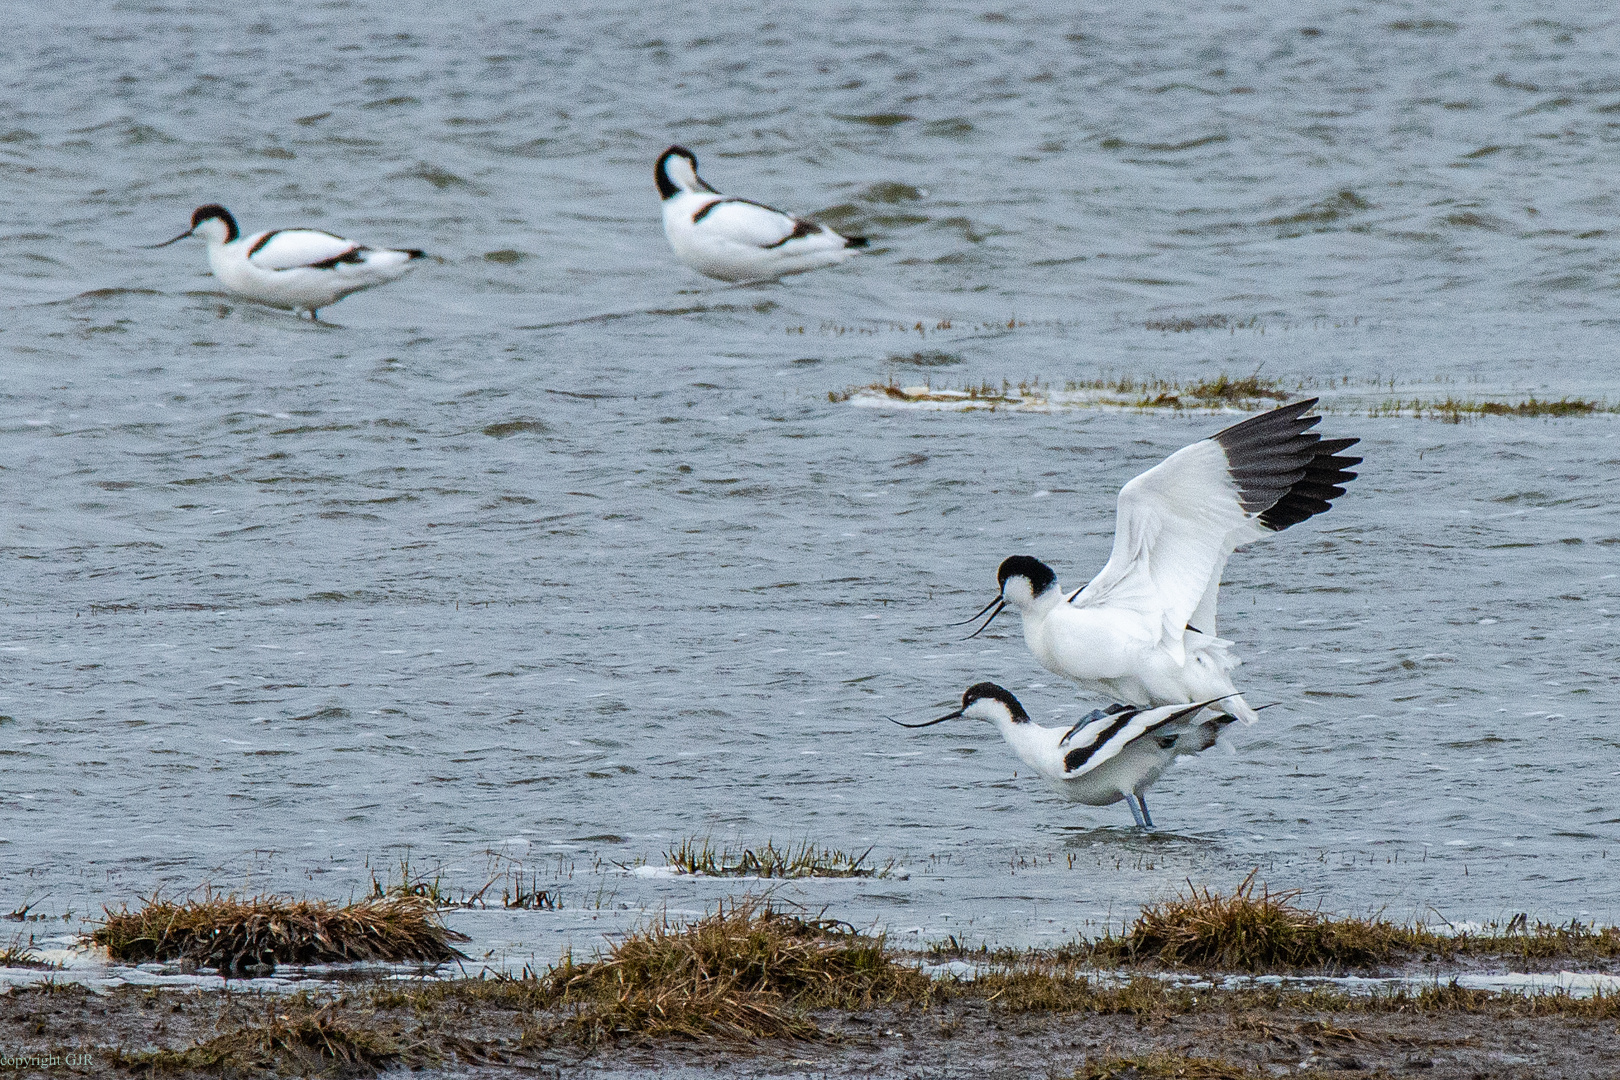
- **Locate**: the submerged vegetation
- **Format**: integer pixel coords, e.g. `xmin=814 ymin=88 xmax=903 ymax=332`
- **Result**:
xmin=91 ymin=894 xmax=469 ymax=972
xmin=1366 ymin=395 xmax=1605 ymax=421
xmin=832 ymin=372 xmax=1292 ymax=410
xmin=836 ymin=372 xmax=1614 ymax=420
xmin=664 ymin=839 xmax=896 ymax=879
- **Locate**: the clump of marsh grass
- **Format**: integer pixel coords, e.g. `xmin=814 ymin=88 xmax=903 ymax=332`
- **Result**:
xmin=666 ymin=839 xmax=895 ymax=879
xmin=112 ymin=1008 xmax=399 ymax=1077
xmin=1140 ymin=373 xmax=1291 ymax=408
xmin=1038 ymin=878 xmax=1620 ymax=974
xmin=0 ymin=932 xmax=52 ymax=969
xmin=1102 ymin=871 xmax=1400 ymax=972
xmin=537 ymin=898 xmax=932 ymax=1043
xmin=368 ymin=853 xmax=458 ymax=906
xmin=91 ymin=893 xmax=469 ymax=973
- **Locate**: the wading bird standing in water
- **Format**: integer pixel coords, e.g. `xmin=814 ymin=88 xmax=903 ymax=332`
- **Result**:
xmin=147 ymin=204 xmax=428 ymax=319
xmin=894 ymin=683 xmax=1246 ymax=830
xmin=655 ymin=145 xmax=868 ymax=282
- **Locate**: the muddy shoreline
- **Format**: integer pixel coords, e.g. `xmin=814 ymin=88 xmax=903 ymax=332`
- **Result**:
xmin=4 ymin=973 xmax=1618 ymax=1079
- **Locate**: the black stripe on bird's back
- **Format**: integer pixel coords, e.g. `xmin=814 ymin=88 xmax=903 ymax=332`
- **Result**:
xmin=308 ymin=247 xmax=365 ymax=269
xmin=1063 ymin=714 xmax=1136 ymax=773
xmin=764 ymin=219 xmax=822 ymax=248
xmin=246 ymin=230 xmax=282 ymax=258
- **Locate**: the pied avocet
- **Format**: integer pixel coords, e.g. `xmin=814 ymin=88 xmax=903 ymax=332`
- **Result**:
xmin=965 ymin=400 xmax=1360 ymax=723
xmin=655 ymin=145 xmax=867 ymax=282
xmin=148 ymin=204 xmax=427 ymax=319
xmin=895 ymin=683 xmax=1243 ymax=830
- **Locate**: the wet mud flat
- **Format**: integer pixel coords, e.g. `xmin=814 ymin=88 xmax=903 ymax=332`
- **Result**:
xmin=2 ymin=978 xmax=1618 ymax=1079
xmin=8 ymin=886 xmax=1619 ymax=1077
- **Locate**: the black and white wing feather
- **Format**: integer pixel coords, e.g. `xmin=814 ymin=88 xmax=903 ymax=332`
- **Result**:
xmin=246 ymin=230 xmax=362 ymax=271
xmin=1058 ymin=700 xmax=1221 ymax=778
xmin=1072 ymin=399 xmax=1360 ymax=648
xmin=691 ymin=199 xmax=827 ymax=250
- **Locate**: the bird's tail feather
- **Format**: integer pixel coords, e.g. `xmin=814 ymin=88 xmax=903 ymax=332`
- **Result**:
xmin=1222 ymin=694 xmax=1260 ymax=725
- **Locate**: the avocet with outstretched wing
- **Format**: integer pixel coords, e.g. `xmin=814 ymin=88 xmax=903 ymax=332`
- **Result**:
xmin=965 ymin=400 xmax=1360 ymax=722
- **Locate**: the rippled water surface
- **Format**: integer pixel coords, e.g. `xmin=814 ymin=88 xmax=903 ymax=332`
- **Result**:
xmin=3 ymin=0 xmax=1620 ymax=966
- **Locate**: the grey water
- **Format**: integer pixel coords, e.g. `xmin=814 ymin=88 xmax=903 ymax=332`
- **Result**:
xmin=3 ymin=0 xmax=1620 ymax=970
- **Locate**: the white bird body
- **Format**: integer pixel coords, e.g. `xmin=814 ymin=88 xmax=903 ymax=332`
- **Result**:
xmin=898 ymin=683 xmax=1242 ymax=829
xmin=975 ymin=401 xmax=1361 ymax=724
xmin=656 ymin=146 xmax=866 ymax=282
xmin=1013 ymin=578 xmax=1245 ymax=719
xmin=151 ymin=205 xmax=426 ymax=318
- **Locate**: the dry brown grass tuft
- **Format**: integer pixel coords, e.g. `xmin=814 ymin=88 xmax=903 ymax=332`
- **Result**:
xmin=536 ymin=898 xmax=932 ymax=1044
xmin=112 ymin=1008 xmax=400 ymax=1077
xmin=91 ymin=894 xmax=469 ymax=973
xmin=1106 ymin=872 xmax=1400 ymax=972
xmin=1400 ymin=980 xmax=1620 ymax=1019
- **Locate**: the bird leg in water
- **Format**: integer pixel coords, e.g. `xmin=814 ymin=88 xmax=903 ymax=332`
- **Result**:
xmin=1126 ymin=796 xmax=1147 ymax=830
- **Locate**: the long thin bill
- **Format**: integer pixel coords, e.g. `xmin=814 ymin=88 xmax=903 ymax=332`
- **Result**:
xmin=141 ymin=230 xmax=194 ymax=249
xmin=963 ymin=598 xmax=1006 ymax=640
xmin=888 ymin=710 xmax=961 ymax=728
xmin=943 ymin=594 xmax=1004 ymax=627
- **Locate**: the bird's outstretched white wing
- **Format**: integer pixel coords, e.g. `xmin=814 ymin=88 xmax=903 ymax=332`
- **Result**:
xmin=1072 ymin=400 xmax=1360 ymax=651
xmin=690 ymin=199 xmax=822 ymax=249
xmin=246 ymin=230 xmax=361 ymax=271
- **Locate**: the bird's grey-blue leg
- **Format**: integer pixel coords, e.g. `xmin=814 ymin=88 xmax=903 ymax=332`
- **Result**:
xmin=1136 ymin=792 xmax=1155 ymax=831
xmin=1126 ymin=795 xmax=1147 ymax=830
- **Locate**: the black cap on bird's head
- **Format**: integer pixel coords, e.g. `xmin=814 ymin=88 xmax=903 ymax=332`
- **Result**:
xmin=145 ymin=203 xmax=239 ymax=248
xmin=190 ymin=204 xmax=237 ymax=236
xmin=955 ymin=555 xmax=1057 ymax=640
xmin=889 ymin=681 xmax=1029 ymax=729
xmin=996 ymin=555 xmax=1057 ymax=598
xmin=960 ymin=682 xmax=1029 ymax=722
xmin=655 ymin=145 xmax=716 ymax=200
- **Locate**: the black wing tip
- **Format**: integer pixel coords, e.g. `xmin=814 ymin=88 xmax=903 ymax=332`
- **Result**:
xmin=404 ymin=249 xmax=428 ymax=260
xmin=845 ymin=236 xmax=870 ymax=249
xmin=1214 ymin=401 xmax=1362 ymax=531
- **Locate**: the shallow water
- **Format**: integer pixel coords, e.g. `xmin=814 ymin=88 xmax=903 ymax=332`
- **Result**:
xmin=2 ymin=0 xmax=1619 ymax=972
